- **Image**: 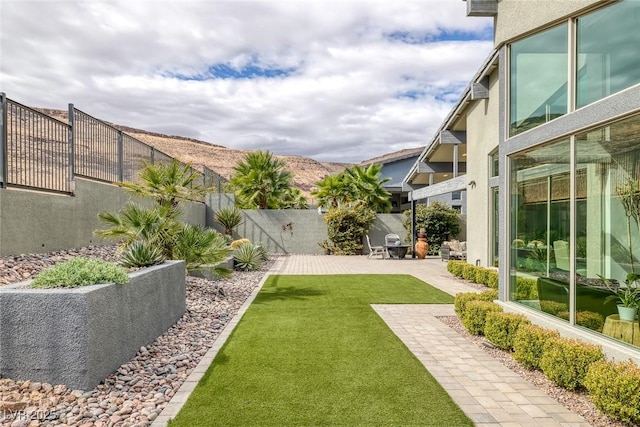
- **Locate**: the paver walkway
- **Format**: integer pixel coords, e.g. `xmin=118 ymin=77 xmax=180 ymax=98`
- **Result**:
xmin=154 ymin=255 xmax=591 ymax=427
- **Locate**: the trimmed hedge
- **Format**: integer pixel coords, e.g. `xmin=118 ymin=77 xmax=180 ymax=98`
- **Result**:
xmin=540 ymin=336 xmax=604 ymax=390
xmin=446 ymin=260 xmax=500 ymax=290
xmin=513 ymin=324 xmax=559 ymax=370
xmin=484 ymin=312 xmax=531 ymax=351
xmin=585 ymin=359 xmax=640 ymax=424
xmin=557 ymin=311 xmax=605 ymax=332
xmin=453 ymin=289 xmax=498 ymax=317
xmin=462 ymin=300 xmax=502 ymax=335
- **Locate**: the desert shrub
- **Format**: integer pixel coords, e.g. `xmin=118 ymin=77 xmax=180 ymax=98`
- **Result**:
xmin=513 ymin=324 xmax=559 ymax=370
xmin=119 ymin=241 xmax=165 ymax=268
xmin=462 ymin=264 xmax=477 ymax=281
xmin=540 ymin=300 xmax=569 ymax=316
xmin=255 ymin=242 xmax=269 ymax=261
xmin=557 ymin=311 xmax=605 ymax=332
xmin=540 ymin=336 xmax=604 ymax=390
xmin=447 ymin=260 xmax=466 ymax=277
xmin=32 ymin=258 xmax=129 ymax=288
xmin=324 ymin=201 xmax=377 ymax=255
xmin=233 ymin=243 xmax=263 ymax=271
xmin=484 ymin=312 xmax=531 ymax=351
xmin=514 ymin=277 xmax=538 ymax=300
xmin=214 ymin=206 xmax=244 ymax=236
xmin=585 ymin=359 xmax=640 ymax=424
xmin=474 ymin=267 xmax=490 ymax=286
xmin=231 ymin=238 xmax=251 ymax=250
xmin=486 ymin=270 xmax=499 ymax=289
xmin=462 ymin=300 xmax=503 ymax=335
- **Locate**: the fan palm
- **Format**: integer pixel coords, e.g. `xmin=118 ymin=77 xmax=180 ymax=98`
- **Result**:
xmin=345 ymin=164 xmax=392 ymax=213
xmin=311 ymin=174 xmax=354 ymax=209
xmin=229 ymin=150 xmax=293 ymax=209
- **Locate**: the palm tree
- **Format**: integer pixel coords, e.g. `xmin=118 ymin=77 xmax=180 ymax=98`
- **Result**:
xmin=311 ymin=174 xmax=354 ymax=209
xmin=345 ymin=164 xmax=392 ymax=213
xmin=229 ymin=150 xmax=294 ymax=209
xmin=312 ymin=164 xmax=391 ymax=212
xmin=279 ymin=187 xmax=309 ymax=209
xmin=117 ymin=160 xmax=213 ymax=212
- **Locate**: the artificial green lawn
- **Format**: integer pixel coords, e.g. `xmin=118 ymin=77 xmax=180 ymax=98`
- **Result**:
xmin=169 ymin=274 xmax=472 ymax=426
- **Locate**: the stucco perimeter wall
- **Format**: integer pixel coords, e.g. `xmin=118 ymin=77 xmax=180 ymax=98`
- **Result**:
xmin=0 ymin=260 xmax=186 ymax=390
xmin=494 ymin=0 xmax=604 ymax=45
xmin=0 ymin=179 xmax=206 ymax=256
xmin=237 ymin=209 xmax=405 ymax=254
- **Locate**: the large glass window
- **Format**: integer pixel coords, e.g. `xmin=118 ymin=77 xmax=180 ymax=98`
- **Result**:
xmin=509 ymin=24 xmax=568 ymax=136
xmin=575 ymin=115 xmax=640 ymax=343
xmin=509 ymin=114 xmax=640 ymax=347
xmin=577 ymin=0 xmax=640 ymax=108
xmin=509 ymin=139 xmax=571 ymax=319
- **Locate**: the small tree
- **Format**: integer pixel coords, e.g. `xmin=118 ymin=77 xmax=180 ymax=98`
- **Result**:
xmin=324 ymin=201 xmax=377 ymax=255
xmin=214 ymin=206 xmax=244 ymax=236
xmin=403 ymin=202 xmax=461 ymax=254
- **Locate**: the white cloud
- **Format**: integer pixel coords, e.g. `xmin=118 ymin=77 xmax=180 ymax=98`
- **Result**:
xmin=0 ymin=0 xmax=493 ymax=163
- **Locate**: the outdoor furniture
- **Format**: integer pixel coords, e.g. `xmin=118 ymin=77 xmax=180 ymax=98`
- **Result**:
xmin=366 ymin=235 xmax=387 ymax=259
xmin=441 ymin=240 xmax=467 ymax=261
xmin=385 ymin=243 xmax=409 ymax=259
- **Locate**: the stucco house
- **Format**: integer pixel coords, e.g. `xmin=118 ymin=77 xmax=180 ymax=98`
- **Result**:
xmin=406 ymin=0 xmax=640 ymax=361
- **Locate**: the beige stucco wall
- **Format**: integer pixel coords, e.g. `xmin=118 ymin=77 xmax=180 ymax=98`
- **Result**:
xmin=465 ymin=69 xmax=500 ymax=267
xmin=494 ymin=0 xmax=609 ymax=45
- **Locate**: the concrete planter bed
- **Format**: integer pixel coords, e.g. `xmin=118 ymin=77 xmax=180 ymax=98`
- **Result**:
xmin=0 ymin=260 xmax=186 ymax=390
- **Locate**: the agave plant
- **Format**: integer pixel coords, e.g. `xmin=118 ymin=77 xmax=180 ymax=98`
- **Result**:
xmin=214 ymin=206 xmax=244 ymax=236
xmin=173 ymin=224 xmax=232 ymax=277
xmin=119 ymin=241 xmax=165 ymax=268
xmin=233 ymin=243 xmax=263 ymax=271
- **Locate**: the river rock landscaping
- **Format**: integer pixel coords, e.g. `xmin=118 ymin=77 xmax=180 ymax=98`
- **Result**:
xmin=0 ymin=246 xmax=274 ymax=427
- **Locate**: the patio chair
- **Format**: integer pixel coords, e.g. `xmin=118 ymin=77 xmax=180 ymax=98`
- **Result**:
xmin=384 ymin=233 xmax=401 ymax=246
xmin=366 ymin=235 xmax=387 ymax=259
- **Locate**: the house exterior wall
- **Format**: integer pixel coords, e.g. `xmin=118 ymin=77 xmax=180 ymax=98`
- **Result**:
xmin=466 ymin=68 xmax=500 ymax=267
xmin=494 ymin=0 xmax=605 ymax=45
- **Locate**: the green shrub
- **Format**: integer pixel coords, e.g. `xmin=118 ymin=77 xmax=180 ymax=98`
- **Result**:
xmin=540 ymin=336 xmax=604 ymax=390
xmin=214 ymin=206 xmax=244 ymax=236
xmin=454 ymin=289 xmax=498 ymax=317
xmin=462 ymin=300 xmax=503 ymax=335
xmin=514 ymin=277 xmax=538 ymax=300
xmin=324 ymin=201 xmax=377 ymax=255
xmin=474 ymin=267 xmax=489 ymax=286
xmin=32 ymin=258 xmax=129 ymax=288
xmin=557 ymin=311 xmax=605 ymax=332
xmin=119 ymin=240 xmax=165 ymax=268
xmin=233 ymin=243 xmax=263 ymax=271
xmin=462 ymin=264 xmax=476 ymax=281
xmin=403 ymin=202 xmax=461 ymax=255
xmin=255 ymin=242 xmax=269 ymax=261
xmin=585 ymin=359 xmax=640 ymax=424
xmin=486 ymin=270 xmax=499 ymax=289
xmin=540 ymin=300 xmax=569 ymax=316
xmin=513 ymin=324 xmax=559 ymax=370
xmin=484 ymin=312 xmax=531 ymax=351
xmin=447 ymin=260 xmax=466 ymax=277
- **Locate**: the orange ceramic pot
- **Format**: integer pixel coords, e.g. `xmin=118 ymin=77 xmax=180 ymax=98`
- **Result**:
xmin=415 ymin=236 xmax=429 ymax=259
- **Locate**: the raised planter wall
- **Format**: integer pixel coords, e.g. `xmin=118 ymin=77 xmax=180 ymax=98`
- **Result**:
xmin=0 ymin=260 xmax=186 ymax=390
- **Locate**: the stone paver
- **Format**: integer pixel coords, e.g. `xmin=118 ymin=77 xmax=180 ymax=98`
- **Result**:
xmin=154 ymin=255 xmax=590 ymax=426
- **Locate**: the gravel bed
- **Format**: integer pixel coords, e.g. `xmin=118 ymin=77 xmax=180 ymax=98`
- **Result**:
xmin=0 ymin=246 xmax=275 ymax=427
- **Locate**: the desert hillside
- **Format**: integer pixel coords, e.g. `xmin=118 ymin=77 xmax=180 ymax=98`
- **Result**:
xmin=36 ymin=108 xmax=350 ymax=194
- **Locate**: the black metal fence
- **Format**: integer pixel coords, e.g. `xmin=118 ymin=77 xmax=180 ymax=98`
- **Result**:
xmin=0 ymin=93 xmax=225 ymax=195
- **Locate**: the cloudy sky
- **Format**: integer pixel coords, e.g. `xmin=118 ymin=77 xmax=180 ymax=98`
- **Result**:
xmin=0 ymin=0 xmax=493 ymax=163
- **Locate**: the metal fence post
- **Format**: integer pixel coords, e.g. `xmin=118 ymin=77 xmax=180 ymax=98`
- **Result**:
xmin=68 ymin=103 xmax=75 ymax=193
xmin=0 ymin=93 xmax=7 ymax=188
xmin=117 ymin=131 xmax=123 ymax=182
